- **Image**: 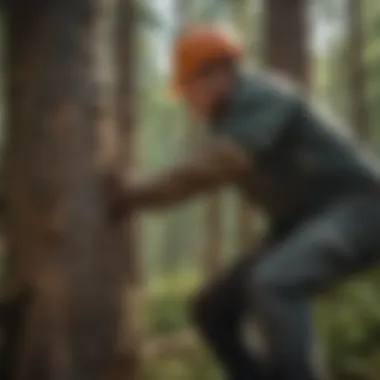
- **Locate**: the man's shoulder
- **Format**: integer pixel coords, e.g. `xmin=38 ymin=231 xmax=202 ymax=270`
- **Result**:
xmin=252 ymin=70 xmax=300 ymax=93
xmin=216 ymin=71 xmax=305 ymax=153
xmin=235 ymin=71 xmax=301 ymax=110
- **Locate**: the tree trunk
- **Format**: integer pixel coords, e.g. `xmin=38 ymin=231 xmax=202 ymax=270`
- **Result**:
xmin=348 ymin=0 xmax=370 ymax=141
xmin=4 ymin=1 xmax=126 ymax=379
xmin=263 ymin=0 xmax=309 ymax=86
xmin=109 ymin=0 xmax=142 ymax=379
xmin=204 ymin=193 xmax=223 ymax=276
xmin=237 ymin=201 xmax=252 ymax=251
xmin=230 ymin=0 xmax=256 ymax=67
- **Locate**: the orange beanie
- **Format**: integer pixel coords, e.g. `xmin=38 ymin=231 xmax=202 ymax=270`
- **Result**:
xmin=171 ymin=24 xmax=243 ymax=93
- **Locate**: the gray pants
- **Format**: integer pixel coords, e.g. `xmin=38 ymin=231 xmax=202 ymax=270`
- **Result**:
xmin=192 ymin=193 xmax=380 ymax=380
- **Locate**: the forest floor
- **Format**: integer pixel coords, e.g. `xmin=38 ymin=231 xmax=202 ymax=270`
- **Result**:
xmin=144 ymin=330 xmax=220 ymax=380
xmin=143 ymin=269 xmax=380 ymax=380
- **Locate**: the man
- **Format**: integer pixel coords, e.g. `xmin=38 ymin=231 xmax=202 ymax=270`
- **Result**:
xmin=109 ymin=25 xmax=380 ymax=380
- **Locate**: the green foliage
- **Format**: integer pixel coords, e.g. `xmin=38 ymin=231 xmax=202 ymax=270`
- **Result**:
xmin=144 ymin=271 xmax=221 ymax=380
xmin=146 ymin=270 xmax=201 ymax=335
xmin=144 ymin=346 xmax=221 ymax=380
xmin=316 ymin=270 xmax=380 ymax=380
xmin=146 ymin=270 xmax=380 ymax=380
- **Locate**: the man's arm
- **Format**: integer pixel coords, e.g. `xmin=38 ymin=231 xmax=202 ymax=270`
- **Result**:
xmin=110 ymin=136 xmax=251 ymax=216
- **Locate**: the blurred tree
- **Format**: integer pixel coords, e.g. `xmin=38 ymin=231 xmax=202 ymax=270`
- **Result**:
xmin=159 ymin=0 xmax=196 ymax=276
xmin=203 ymin=195 xmax=223 ymax=276
xmin=229 ymin=0 xmax=256 ymax=66
xmin=195 ymin=0 xmax=229 ymax=21
xmin=348 ymin=0 xmax=370 ymax=141
xmin=364 ymin=0 xmax=380 ymax=151
xmin=203 ymin=196 xmax=223 ymax=277
xmin=138 ymin=0 xmax=162 ymax=29
xmin=263 ymin=0 xmax=309 ymax=86
xmin=311 ymin=0 xmax=350 ymax=118
xmin=362 ymin=2 xmax=380 ymax=150
xmin=314 ymin=40 xmax=349 ymax=119
xmin=4 ymin=0 xmax=127 ymax=379
xmin=110 ymin=0 xmax=143 ymax=379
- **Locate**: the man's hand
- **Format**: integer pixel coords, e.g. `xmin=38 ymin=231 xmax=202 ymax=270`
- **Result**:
xmin=104 ymin=136 xmax=251 ymax=220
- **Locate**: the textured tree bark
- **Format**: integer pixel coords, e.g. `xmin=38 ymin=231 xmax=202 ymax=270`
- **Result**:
xmin=348 ymin=0 xmax=370 ymax=141
xmin=109 ymin=0 xmax=143 ymax=379
xmin=5 ymin=1 xmax=127 ymax=379
xmin=263 ymin=0 xmax=309 ymax=86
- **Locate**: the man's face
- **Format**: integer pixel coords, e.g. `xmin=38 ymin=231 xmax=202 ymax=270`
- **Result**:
xmin=182 ymin=66 xmax=233 ymax=122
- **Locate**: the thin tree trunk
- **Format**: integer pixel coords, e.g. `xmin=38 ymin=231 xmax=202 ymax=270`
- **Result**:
xmin=204 ymin=194 xmax=223 ymax=276
xmin=5 ymin=1 xmax=126 ymax=379
xmin=109 ymin=0 xmax=142 ymax=379
xmin=348 ymin=0 xmax=370 ymax=141
xmin=263 ymin=0 xmax=309 ymax=86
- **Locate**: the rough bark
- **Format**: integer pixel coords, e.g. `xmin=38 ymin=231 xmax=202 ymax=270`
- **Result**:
xmin=108 ymin=0 xmax=143 ymax=379
xmin=263 ymin=0 xmax=309 ymax=86
xmin=4 ymin=1 xmax=126 ymax=379
xmin=348 ymin=0 xmax=370 ymax=141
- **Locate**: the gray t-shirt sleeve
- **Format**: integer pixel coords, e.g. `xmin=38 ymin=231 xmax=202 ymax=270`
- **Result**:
xmin=218 ymin=85 xmax=300 ymax=155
